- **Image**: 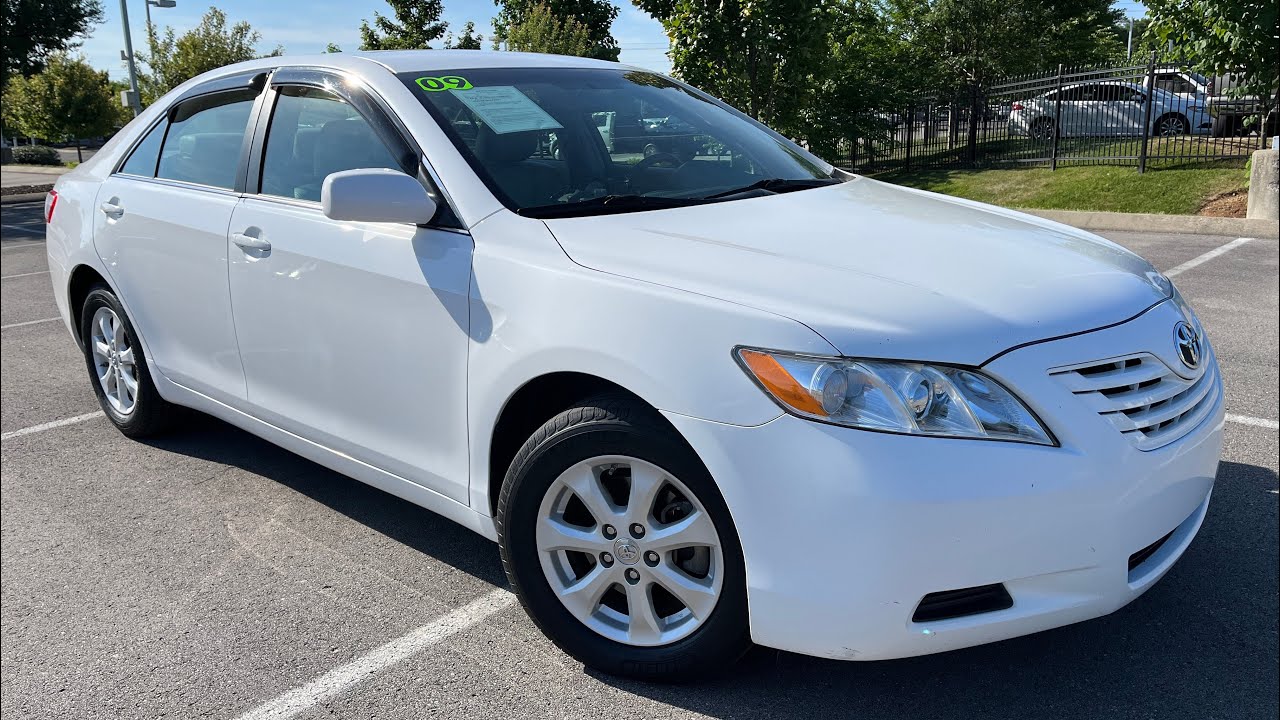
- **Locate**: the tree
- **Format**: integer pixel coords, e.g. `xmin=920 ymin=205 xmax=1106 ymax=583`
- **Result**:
xmin=800 ymin=0 xmax=905 ymax=161
xmin=360 ymin=0 xmax=448 ymax=50
xmin=883 ymin=0 xmax=1125 ymax=91
xmin=493 ymin=1 xmax=619 ymax=60
xmin=635 ymin=0 xmax=831 ymax=133
xmin=139 ymin=7 xmax=280 ymax=104
xmin=446 ymin=21 xmax=484 ymax=49
xmin=502 ymin=3 xmax=594 ymax=56
xmin=1145 ymin=0 xmax=1279 ymax=107
xmin=1 ymin=0 xmax=104 ymax=84
xmin=325 ymin=43 xmax=344 ymax=53
xmin=2 ymin=54 xmax=124 ymax=160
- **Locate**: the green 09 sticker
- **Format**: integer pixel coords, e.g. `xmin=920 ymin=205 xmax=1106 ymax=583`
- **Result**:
xmin=416 ymin=75 xmax=473 ymax=92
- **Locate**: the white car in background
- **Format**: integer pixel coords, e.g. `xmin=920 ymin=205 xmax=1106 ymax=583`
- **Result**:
xmin=45 ymin=51 xmax=1223 ymax=681
xmin=1009 ymin=81 xmax=1211 ymax=139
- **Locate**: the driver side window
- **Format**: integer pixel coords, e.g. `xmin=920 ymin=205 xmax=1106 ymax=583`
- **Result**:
xmin=259 ymin=86 xmax=403 ymax=203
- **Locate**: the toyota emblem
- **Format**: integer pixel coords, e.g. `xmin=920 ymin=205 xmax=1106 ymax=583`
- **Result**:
xmin=1174 ymin=322 xmax=1201 ymax=370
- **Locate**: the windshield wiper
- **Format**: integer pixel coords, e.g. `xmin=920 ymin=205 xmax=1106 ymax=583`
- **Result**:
xmin=517 ymin=194 xmax=702 ymax=219
xmin=699 ymin=177 xmax=842 ymax=201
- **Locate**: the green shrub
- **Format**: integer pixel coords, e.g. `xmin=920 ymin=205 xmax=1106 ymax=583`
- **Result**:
xmin=10 ymin=145 xmax=62 ymax=166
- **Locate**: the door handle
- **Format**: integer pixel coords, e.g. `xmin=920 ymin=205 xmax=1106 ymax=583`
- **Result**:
xmin=232 ymin=232 xmax=271 ymax=253
xmin=99 ymin=201 xmax=124 ymax=219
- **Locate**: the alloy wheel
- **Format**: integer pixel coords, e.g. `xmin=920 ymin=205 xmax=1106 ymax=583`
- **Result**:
xmin=1157 ymin=116 xmax=1188 ymax=137
xmin=535 ymin=455 xmax=724 ymax=647
xmin=1031 ymin=119 xmax=1055 ymax=141
xmin=89 ymin=306 xmax=138 ymax=415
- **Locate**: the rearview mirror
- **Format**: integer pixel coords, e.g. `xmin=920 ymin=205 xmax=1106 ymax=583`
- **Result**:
xmin=322 ymin=168 xmax=438 ymax=225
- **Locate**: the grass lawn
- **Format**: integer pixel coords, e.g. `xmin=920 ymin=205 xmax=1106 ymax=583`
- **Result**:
xmin=875 ymin=165 xmax=1249 ymax=215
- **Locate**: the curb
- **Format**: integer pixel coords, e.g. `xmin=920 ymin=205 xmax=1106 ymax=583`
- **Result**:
xmin=1 ymin=191 xmax=51 ymax=205
xmin=1023 ymin=209 xmax=1278 ymax=239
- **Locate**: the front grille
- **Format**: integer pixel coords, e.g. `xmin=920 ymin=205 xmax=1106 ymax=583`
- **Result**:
xmin=912 ymin=584 xmax=1014 ymax=623
xmin=1050 ymin=352 xmax=1218 ymax=451
xmin=1128 ymin=530 xmax=1175 ymax=572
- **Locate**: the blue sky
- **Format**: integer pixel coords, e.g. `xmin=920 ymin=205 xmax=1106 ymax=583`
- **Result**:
xmin=79 ymin=1 xmax=675 ymax=79
xmin=78 ymin=1 xmax=1148 ymax=82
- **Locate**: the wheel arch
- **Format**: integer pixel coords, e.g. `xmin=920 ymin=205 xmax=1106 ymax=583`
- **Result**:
xmin=1154 ymin=111 xmax=1190 ymax=134
xmin=67 ymin=263 xmax=112 ymax=347
xmin=485 ymin=371 xmax=686 ymax=518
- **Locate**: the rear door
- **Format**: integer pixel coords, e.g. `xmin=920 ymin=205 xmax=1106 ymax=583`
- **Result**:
xmin=225 ymin=70 xmax=474 ymax=502
xmin=92 ymin=79 xmax=266 ymax=402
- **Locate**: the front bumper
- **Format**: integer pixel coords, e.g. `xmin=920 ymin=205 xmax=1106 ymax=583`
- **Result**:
xmin=667 ymin=299 xmax=1224 ymax=661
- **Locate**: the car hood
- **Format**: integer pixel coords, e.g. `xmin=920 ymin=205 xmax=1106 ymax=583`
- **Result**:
xmin=542 ymin=177 xmax=1168 ymax=365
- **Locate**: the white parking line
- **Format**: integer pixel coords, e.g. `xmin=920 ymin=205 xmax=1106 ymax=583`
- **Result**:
xmin=1 ymin=270 xmax=50 ymax=279
xmin=1226 ymin=414 xmax=1280 ymax=431
xmin=234 ymin=588 xmax=516 ymax=720
xmin=0 ymin=317 xmax=60 ymax=330
xmin=1164 ymin=237 xmax=1253 ymax=278
xmin=1 ymin=411 xmax=104 ymax=441
xmin=0 ymin=224 xmax=44 ymax=236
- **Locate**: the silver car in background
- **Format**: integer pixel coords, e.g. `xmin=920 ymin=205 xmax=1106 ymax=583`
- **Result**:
xmin=1009 ymin=81 xmax=1211 ymax=140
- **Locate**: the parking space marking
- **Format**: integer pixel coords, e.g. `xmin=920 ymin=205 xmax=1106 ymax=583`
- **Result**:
xmin=0 ymin=241 xmax=44 ymax=251
xmin=1 ymin=270 xmax=50 ymax=279
xmin=1164 ymin=237 xmax=1253 ymax=278
xmin=0 ymin=224 xmax=44 ymax=236
xmin=1226 ymin=413 xmax=1280 ymax=431
xmin=1 ymin=411 xmax=104 ymax=441
xmin=0 ymin=317 xmax=60 ymax=330
xmin=234 ymin=588 xmax=516 ymax=720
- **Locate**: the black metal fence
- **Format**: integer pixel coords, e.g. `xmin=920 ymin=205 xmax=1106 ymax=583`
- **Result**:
xmin=846 ymin=52 xmax=1275 ymax=173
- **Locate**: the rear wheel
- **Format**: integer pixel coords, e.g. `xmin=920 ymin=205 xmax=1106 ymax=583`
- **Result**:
xmin=497 ymin=394 xmax=750 ymax=681
xmin=1155 ymin=113 xmax=1190 ymax=137
xmin=1030 ymin=117 xmax=1056 ymax=142
xmin=80 ymin=286 xmax=178 ymax=437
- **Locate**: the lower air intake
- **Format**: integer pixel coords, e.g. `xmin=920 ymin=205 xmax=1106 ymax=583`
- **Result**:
xmin=912 ymin=583 xmax=1014 ymax=623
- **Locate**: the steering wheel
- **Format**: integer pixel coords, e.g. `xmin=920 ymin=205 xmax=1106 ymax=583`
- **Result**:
xmin=630 ymin=151 xmax=683 ymax=173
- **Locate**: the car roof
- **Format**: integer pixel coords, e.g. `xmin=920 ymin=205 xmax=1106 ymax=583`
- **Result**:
xmin=201 ymin=49 xmax=639 ymax=81
xmin=351 ymin=49 xmax=630 ymax=72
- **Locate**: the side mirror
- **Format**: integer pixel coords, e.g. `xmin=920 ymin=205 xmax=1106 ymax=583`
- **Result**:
xmin=322 ymin=168 xmax=438 ymax=225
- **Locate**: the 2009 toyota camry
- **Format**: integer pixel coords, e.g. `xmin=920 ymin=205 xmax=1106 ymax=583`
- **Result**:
xmin=45 ymin=51 xmax=1223 ymax=680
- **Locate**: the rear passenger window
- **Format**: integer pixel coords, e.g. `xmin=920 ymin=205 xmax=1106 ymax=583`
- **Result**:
xmin=156 ymin=90 xmax=257 ymax=190
xmin=119 ymin=120 xmax=166 ymax=177
xmin=259 ymin=87 xmax=403 ymax=203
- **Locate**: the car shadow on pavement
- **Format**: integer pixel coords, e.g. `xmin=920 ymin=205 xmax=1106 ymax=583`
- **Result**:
xmin=592 ymin=459 xmax=1278 ymax=720
xmin=139 ymin=411 xmax=508 ymax=589
xmin=140 ymin=413 xmax=1276 ymax=719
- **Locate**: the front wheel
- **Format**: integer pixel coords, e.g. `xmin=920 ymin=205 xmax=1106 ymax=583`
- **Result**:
xmin=80 ymin=285 xmax=178 ymax=437
xmin=497 ymin=394 xmax=750 ymax=681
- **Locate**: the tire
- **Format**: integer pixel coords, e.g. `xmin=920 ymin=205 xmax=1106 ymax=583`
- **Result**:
xmin=80 ymin=285 xmax=178 ymax=437
xmin=642 ymin=143 xmax=659 ymax=158
xmin=1155 ymin=113 xmax=1189 ymax=137
xmin=1030 ymin=117 xmax=1056 ymax=142
xmin=497 ymin=393 xmax=750 ymax=681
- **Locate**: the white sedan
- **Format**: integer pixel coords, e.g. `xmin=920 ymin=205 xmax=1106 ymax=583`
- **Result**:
xmin=1009 ymin=80 xmax=1212 ymax=139
xmin=45 ymin=51 xmax=1223 ymax=681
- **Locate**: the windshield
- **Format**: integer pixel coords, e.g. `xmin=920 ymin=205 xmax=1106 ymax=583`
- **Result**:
xmin=398 ymin=68 xmax=836 ymax=217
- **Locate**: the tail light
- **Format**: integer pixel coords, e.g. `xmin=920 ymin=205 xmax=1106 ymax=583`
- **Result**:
xmin=1011 ymin=102 xmax=1025 ymax=112
xmin=45 ymin=189 xmax=59 ymax=224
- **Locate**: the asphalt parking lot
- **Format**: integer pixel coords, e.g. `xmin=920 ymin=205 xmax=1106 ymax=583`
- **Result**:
xmin=2 ymin=198 xmax=1277 ymax=720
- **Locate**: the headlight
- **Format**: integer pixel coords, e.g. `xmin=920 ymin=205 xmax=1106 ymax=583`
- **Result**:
xmin=735 ymin=347 xmax=1054 ymax=445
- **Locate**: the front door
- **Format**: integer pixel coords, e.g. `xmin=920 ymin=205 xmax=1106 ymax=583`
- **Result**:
xmin=226 ymin=81 xmax=473 ymax=502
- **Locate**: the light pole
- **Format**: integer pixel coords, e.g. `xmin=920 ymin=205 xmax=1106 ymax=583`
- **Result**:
xmin=119 ymin=1 xmax=176 ymax=117
xmin=144 ymin=0 xmax=177 ymax=45
xmin=118 ymin=0 xmax=142 ymax=116
xmin=143 ymin=1 xmax=177 ymax=72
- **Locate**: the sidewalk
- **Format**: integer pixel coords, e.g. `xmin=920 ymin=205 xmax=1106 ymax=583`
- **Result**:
xmin=1 ymin=164 xmax=70 ymax=188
